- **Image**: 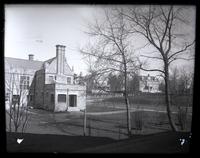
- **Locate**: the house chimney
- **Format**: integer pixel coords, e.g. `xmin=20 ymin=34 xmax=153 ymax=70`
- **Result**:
xmin=56 ymin=45 xmax=65 ymax=75
xmin=28 ymin=54 xmax=34 ymax=61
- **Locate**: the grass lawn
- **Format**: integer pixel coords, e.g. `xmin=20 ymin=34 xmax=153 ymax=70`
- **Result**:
xmin=86 ymin=95 xmax=193 ymax=113
xmin=5 ymin=95 xmax=192 ymax=148
xmin=101 ymin=94 xmax=192 ymax=107
xmin=6 ymin=107 xmax=192 ymax=140
xmin=85 ymin=96 xmax=192 ymax=138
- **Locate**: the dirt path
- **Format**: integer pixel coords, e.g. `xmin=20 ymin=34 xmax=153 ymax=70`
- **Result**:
xmin=86 ymin=107 xmax=192 ymax=115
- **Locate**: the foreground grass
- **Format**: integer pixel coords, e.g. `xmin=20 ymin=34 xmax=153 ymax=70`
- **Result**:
xmin=9 ymin=108 xmax=191 ymax=140
xmin=6 ymin=131 xmax=190 ymax=153
xmin=6 ymin=132 xmax=115 ymax=153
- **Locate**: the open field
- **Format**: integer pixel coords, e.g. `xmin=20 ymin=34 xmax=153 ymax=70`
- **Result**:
xmin=6 ymin=95 xmax=192 ymax=140
xmin=87 ymin=93 xmax=192 ymax=108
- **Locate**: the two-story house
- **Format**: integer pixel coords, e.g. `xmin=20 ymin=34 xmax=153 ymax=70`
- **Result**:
xmin=5 ymin=45 xmax=86 ymax=112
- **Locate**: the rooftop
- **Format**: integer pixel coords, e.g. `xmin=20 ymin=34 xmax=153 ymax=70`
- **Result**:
xmin=5 ymin=57 xmax=43 ymax=70
xmin=5 ymin=56 xmax=74 ymax=76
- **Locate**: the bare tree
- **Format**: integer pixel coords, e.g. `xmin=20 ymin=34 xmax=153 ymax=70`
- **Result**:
xmin=170 ymin=67 xmax=193 ymax=131
xmin=120 ymin=5 xmax=195 ymax=131
xmin=80 ymin=8 xmax=138 ymax=136
xmin=5 ymin=68 xmax=30 ymax=133
xmin=178 ymin=68 xmax=193 ymax=95
xmin=128 ymin=72 xmax=140 ymax=96
xmin=107 ymin=73 xmax=123 ymax=93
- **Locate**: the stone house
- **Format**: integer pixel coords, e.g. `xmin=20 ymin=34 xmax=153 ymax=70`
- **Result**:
xmin=5 ymin=45 xmax=86 ymax=112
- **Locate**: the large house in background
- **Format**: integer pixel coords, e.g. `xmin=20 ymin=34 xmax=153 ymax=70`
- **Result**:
xmin=85 ymin=73 xmax=161 ymax=95
xmin=5 ymin=45 xmax=86 ymax=112
xmin=139 ymin=74 xmax=161 ymax=93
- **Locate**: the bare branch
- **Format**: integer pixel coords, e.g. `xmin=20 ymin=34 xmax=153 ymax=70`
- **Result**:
xmin=160 ymin=6 xmax=173 ymax=46
xmin=137 ymin=56 xmax=165 ymax=73
xmin=140 ymin=65 xmax=165 ymax=74
xmin=166 ymin=7 xmax=174 ymax=56
xmin=133 ymin=42 xmax=150 ymax=51
xmin=140 ymin=54 xmax=163 ymax=60
xmin=168 ymin=56 xmax=194 ymax=65
xmin=168 ymin=41 xmax=195 ymax=60
xmin=80 ymin=49 xmax=124 ymax=64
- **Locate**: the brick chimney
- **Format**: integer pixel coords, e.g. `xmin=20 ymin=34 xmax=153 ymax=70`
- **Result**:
xmin=28 ymin=54 xmax=34 ymax=61
xmin=56 ymin=45 xmax=65 ymax=75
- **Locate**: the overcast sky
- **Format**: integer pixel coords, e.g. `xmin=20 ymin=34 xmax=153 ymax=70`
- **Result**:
xmin=4 ymin=5 xmax=195 ymax=76
xmin=5 ymin=5 xmax=103 ymax=75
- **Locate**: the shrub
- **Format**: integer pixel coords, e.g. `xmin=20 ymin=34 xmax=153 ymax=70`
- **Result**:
xmin=132 ymin=110 xmax=143 ymax=131
xmin=177 ymin=106 xmax=188 ymax=131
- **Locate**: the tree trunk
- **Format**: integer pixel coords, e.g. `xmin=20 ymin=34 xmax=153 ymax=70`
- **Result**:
xmin=125 ymin=94 xmax=131 ymax=136
xmin=15 ymin=126 xmax=18 ymax=133
xmin=124 ymin=62 xmax=132 ymax=136
xmin=9 ymin=103 xmax=12 ymax=132
xmin=164 ymin=63 xmax=178 ymax=132
xmin=9 ymin=73 xmax=14 ymax=132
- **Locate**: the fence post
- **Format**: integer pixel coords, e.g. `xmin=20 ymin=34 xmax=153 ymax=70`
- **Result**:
xmin=89 ymin=120 xmax=91 ymax=136
xmin=83 ymin=109 xmax=87 ymax=136
xmin=118 ymin=122 xmax=121 ymax=140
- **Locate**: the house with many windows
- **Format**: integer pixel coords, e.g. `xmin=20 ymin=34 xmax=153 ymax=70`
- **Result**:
xmin=5 ymin=45 xmax=86 ymax=112
xmin=139 ymin=74 xmax=161 ymax=93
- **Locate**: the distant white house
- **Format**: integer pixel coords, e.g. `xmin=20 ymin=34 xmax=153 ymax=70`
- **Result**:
xmin=139 ymin=74 xmax=161 ymax=93
xmin=86 ymin=73 xmax=161 ymax=95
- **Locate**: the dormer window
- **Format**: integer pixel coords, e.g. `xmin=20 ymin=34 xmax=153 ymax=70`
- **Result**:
xmin=49 ymin=76 xmax=54 ymax=82
xmin=67 ymin=77 xmax=71 ymax=84
xmin=49 ymin=76 xmax=53 ymax=79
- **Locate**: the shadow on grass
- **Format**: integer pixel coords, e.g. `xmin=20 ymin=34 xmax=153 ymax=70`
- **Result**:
xmin=6 ymin=132 xmax=116 ymax=153
xmin=41 ymin=119 xmax=128 ymax=137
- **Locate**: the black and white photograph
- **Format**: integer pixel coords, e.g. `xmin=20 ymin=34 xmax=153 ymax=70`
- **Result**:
xmin=3 ymin=4 xmax=196 ymax=153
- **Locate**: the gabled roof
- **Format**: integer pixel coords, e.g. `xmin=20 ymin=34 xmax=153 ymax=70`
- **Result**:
xmin=64 ymin=64 xmax=73 ymax=76
xmin=43 ymin=56 xmax=73 ymax=76
xmin=44 ymin=57 xmax=56 ymax=64
xmin=64 ymin=58 xmax=74 ymax=76
xmin=5 ymin=57 xmax=43 ymax=70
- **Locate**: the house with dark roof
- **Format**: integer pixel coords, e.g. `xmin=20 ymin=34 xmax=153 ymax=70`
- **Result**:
xmin=5 ymin=45 xmax=86 ymax=112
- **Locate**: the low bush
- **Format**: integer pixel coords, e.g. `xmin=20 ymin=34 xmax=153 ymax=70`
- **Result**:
xmin=177 ymin=106 xmax=188 ymax=131
xmin=132 ymin=110 xmax=143 ymax=131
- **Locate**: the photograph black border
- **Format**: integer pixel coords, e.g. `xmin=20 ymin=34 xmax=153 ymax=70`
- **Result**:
xmin=0 ymin=0 xmax=199 ymax=155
